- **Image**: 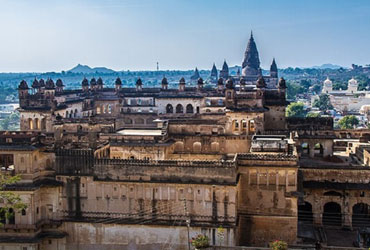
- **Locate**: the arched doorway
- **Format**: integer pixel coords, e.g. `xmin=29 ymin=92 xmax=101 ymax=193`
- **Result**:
xmin=298 ymin=202 xmax=313 ymax=224
xmin=166 ymin=104 xmax=173 ymax=114
xmin=323 ymin=202 xmax=342 ymax=227
xmin=186 ymin=104 xmax=194 ymax=114
xmin=352 ymin=203 xmax=370 ymax=228
xmin=176 ymin=104 xmax=183 ymax=114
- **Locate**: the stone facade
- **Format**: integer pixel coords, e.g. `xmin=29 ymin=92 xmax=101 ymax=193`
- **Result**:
xmin=2 ymin=33 xmax=369 ymax=250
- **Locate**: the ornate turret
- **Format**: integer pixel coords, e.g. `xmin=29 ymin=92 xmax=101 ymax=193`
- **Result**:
xmin=44 ymin=79 xmax=56 ymax=98
xmin=90 ymin=78 xmax=97 ymax=91
xmin=115 ymin=77 xmax=122 ymax=91
xmin=242 ymin=32 xmax=261 ymax=77
xmin=226 ymin=78 xmax=234 ymax=89
xmin=161 ymin=77 xmax=168 ymax=90
xmin=39 ymin=79 xmax=45 ymax=88
xmin=217 ymin=78 xmax=224 ymax=92
xmin=45 ymin=79 xmax=55 ymax=89
xmin=31 ymin=78 xmax=40 ymax=90
xmin=18 ymin=80 xmax=29 ymax=107
xmin=210 ymin=63 xmax=218 ymax=83
xmin=97 ymin=77 xmax=104 ymax=90
xmin=270 ymin=58 xmax=278 ymax=78
xmin=82 ymin=78 xmax=89 ymax=92
xmin=256 ymin=76 xmax=266 ymax=88
xmin=136 ymin=78 xmax=143 ymax=91
xmin=278 ymin=77 xmax=286 ymax=89
xmin=197 ymin=78 xmax=204 ymax=90
xmin=322 ymin=77 xmax=332 ymax=94
xmin=220 ymin=60 xmax=229 ymax=79
xmin=179 ymin=77 xmax=186 ymax=91
xmin=56 ymin=79 xmax=64 ymax=93
xmin=18 ymin=80 xmax=29 ymax=90
xmin=225 ymin=78 xmax=235 ymax=106
xmin=348 ymin=77 xmax=358 ymax=93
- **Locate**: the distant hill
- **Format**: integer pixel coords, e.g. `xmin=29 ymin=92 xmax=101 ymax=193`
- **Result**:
xmin=311 ymin=64 xmax=344 ymax=70
xmin=67 ymin=64 xmax=116 ymax=74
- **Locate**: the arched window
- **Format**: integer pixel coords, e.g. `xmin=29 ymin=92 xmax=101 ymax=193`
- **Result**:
xmin=34 ymin=118 xmax=39 ymax=130
xmin=176 ymin=104 xmax=183 ymax=114
xmin=146 ymin=118 xmax=154 ymax=124
xmin=74 ymin=109 xmax=78 ymax=117
xmin=193 ymin=142 xmax=201 ymax=153
xmin=28 ymin=118 xmax=33 ymax=130
xmin=218 ymin=99 xmax=224 ymax=106
xmin=186 ymin=104 xmax=194 ymax=114
xmin=41 ymin=118 xmax=46 ymax=130
xmin=211 ymin=142 xmax=219 ymax=152
xmin=166 ymin=104 xmax=173 ymax=114
xmin=135 ymin=118 xmax=144 ymax=124
xmin=205 ymin=99 xmax=211 ymax=106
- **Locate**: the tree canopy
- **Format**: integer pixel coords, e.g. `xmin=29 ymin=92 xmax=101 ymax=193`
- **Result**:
xmin=286 ymin=102 xmax=306 ymax=117
xmin=338 ymin=115 xmax=359 ymax=129
xmin=313 ymin=94 xmax=333 ymax=112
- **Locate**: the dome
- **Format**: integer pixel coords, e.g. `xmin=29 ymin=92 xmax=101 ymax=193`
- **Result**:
xmin=161 ymin=77 xmax=168 ymax=85
xmin=348 ymin=77 xmax=358 ymax=85
xmin=39 ymin=79 xmax=45 ymax=87
xmin=179 ymin=77 xmax=186 ymax=85
xmin=31 ymin=78 xmax=40 ymax=88
xmin=226 ymin=78 xmax=234 ymax=89
xmin=136 ymin=78 xmax=142 ymax=86
xmin=90 ymin=78 xmax=97 ymax=86
xmin=18 ymin=80 xmax=29 ymax=90
xmin=217 ymin=78 xmax=224 ymax=85
xmin=256 ymin=76 xmax=266 ymax=88
xmin=324 ymin=77 xmax=332 ymax=86
xmin=115 ymin=77 xmax=122 ymax=85
xmin=45 ymin=79 xmax=55 ymax=89
xmin=56 ymin=79 xmax=64 ymax=87
xmin=97 ymin=77 xmax=103 ymax=85
xmin=278 ymin=77 xmax=286 ymax=89
xmin=82 ymin=78 xmax=89 ymax=86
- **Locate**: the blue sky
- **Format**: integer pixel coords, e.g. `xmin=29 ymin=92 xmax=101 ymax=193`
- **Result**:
xmin=0 ymin=0 xmax=369 ymax=72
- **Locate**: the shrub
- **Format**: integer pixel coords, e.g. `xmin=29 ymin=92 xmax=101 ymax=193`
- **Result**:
xmin=270 ymin=240 xmax=288 ymax=250
xmin=190 ymin=234 xmax=210 ymax=249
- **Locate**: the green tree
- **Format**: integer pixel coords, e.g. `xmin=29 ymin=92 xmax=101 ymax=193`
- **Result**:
xmin=338 ymin=115 xmax=359 ymax=129
xmin=313 ymin=94 xmax=333 ymax=111
xmin=0 ymin=174 xmax=27 ymax=226
xmin=286 ymin=81 xmax=304 ymax=100
xmin=286 ymin=102 xmax=306 ymax=117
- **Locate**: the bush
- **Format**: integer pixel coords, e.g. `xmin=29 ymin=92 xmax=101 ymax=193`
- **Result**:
xmin=191 ymin=234 xmax=210 ymax=249
xmin=270 ymin=240 xmax=288 ymax=250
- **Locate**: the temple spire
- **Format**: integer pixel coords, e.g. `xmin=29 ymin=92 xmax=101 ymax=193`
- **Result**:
xmin=242 ymin=31 xmax=261 ymax=77
xmin=270 ymin=58 xmax=278 ymax=78
xmin=220 ymin=60 xmax=229 ymax=79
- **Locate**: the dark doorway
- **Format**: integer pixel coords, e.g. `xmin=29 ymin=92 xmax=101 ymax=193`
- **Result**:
xmin=352 ymin=203 xmax=370 ymax=228
xmin=323 ymin=202 xmax=341 ymax=227
xmin=298 ymin=202 xmax=313 ymax=224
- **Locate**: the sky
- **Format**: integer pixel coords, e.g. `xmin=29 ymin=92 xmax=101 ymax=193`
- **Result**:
xmin=0 ymin=0 xmax=369 ymax=72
